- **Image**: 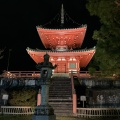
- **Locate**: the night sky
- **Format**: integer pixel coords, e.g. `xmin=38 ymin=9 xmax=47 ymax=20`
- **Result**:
xmin=0 ymin=0 xmax=100 ymax=73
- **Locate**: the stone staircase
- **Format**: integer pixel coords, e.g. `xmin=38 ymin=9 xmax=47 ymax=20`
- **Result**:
xmin=49 ymin=77 xmax=73 ymax=116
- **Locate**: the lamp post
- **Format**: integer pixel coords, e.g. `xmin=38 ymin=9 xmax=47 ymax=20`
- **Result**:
xmin=7 ymin=49 xmax=12 ymax=71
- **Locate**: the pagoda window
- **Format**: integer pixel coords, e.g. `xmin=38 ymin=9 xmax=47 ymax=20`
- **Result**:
xmin=55 ymin=45 xmax=68 ymax=51
xmin=69 ymin=63 xmax=76 ymax=68
xmin=50 ymin=58 xmax=54 ymax=61
xmin=62 ymin=58 xmax=65 ymax=61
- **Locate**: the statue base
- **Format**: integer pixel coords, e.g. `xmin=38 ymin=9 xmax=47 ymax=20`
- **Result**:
xmin=32 ymin=115 xmax=56 ymax=120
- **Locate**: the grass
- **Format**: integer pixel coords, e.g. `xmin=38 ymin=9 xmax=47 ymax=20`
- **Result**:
xmin=0 ymin=115 xmax=120 ymax=120
xmin=0 ymin=115 xmax=80 ymax=120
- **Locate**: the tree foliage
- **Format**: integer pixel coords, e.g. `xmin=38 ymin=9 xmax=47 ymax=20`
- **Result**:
xmin=86 ymin=0 xmax=120 ymax=75
xmin=0 ymin=49 xmax=3 ymax=60
xmin=8 ymin=88 xmax=37 ymax=106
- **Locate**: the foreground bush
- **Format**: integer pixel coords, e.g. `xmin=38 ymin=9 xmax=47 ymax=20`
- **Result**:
xmin=8 ymin=88 xmax=37 ymax=106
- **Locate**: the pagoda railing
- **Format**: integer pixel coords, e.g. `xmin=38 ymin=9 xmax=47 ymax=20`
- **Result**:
xmin=0 ymin=71 xmax=102 ymax=78
xmin=0 ymin=71 xmax=40 ymax=78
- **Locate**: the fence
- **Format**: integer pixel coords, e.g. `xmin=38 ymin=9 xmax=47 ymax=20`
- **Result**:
xmin=1 ymin=106 xmax=120 ymax=117
xmin=77 ymin=108 xmax=120 ymax=118
xmin=0 ymin=106 xmax=34 ymax=115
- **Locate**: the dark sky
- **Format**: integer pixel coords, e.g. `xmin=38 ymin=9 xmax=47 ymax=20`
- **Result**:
xmin=0 ymin=0 xmax=100 ymax=72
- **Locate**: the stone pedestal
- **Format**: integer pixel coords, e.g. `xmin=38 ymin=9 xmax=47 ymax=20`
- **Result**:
xmin=33 ymin=83 xmax=56 ymax=120
xmin=32 ymin=104 xmax=56 ymax=120
xmin=32 ymin=115 xmax=56 ymax=120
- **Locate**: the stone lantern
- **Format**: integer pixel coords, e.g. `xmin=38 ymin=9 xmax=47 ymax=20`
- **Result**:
xmin=32 ymin=53 xmax=57 ymax=120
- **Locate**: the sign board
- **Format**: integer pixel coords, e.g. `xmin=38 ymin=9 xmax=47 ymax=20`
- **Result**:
xmin=80 ymin=96 xmax=86 ymax=101
xmin=2 ymin=94 xmax=9 ymax=100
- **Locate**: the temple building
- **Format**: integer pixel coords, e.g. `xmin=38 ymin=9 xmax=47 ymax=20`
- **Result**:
xmin=26 ymin=4 xmax=95 ymax=73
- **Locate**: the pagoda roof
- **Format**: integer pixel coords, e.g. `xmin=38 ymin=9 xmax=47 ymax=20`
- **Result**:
xmin=26 ymin=47 xmax=96 ymax=68
xmin=36 ymin=25 xmax=87 ymax=50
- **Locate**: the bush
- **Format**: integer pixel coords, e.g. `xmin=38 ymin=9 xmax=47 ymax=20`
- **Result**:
xmin=88 ymin=67 xmax=96 ymax=76
xmin=8 ymin=88 xmax=37 ymax=106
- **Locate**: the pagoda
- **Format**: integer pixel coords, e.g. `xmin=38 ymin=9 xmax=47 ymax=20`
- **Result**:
xmin=26 ymin=5 xmax=95 ymax=73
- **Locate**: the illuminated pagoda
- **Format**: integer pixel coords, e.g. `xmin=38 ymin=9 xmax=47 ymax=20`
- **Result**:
xmin=26 ymin=4 xmax=95 ymax=73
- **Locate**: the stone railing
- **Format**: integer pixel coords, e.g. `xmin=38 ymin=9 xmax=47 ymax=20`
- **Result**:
xmin=0 ymin=106 xmax=34 ymax=115
xmin=77 ymin=108 xmax=120 ymax=118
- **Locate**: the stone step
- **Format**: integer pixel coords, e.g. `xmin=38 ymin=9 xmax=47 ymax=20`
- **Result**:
xmin=48 ymin=77 xmax=73 ymax=115
xmin=49 ymin=101 xmax=73 ymax=104
xmin=49 ymin=95 xmax=71 ymax=98
xmin=49 ymin=93 xmax=72 ymax=97
xmin=49 ymin=98 xmax=72 ymax=101
xmin=50 ymin=83 xmax=71 ymax=87
xmin=49 ymin=92 xmax=71 ymax=94
xmin=50 ymin=105 xmax=73 ymax=109
xmin=49 ymin=90 xmax=71 ymax=92
xmin=49 ymin=90 xmax=72 ymax=92
xmin=49 ymin=93 xmax=71 ymax=95
xmin=51 ymin=79 xmax=70 ymax=81
xmin=49 ymin=87 xmax=72 ymax=90
xmin=51 ymin=106 xmax=72 ymax=110
xmin=52 ymin=81 xmax=71 ymax=83
xmin=50 ymin=86 xmax=71 ymax=88
xmin=52 ymin=79 xmax=71 ymax=81
xmin=49 ymin=97 xmax=72 ymax=100
xmin=54 ymin=109 xmax=73 ymax=115
xmin=50 ymin=84 xmax=71 ymax=88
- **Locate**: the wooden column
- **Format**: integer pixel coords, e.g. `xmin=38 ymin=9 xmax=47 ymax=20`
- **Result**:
xmin=53 ymin=57 xmax=58 ymax=73
xmin=37 ymin=89 xmax=41 ymax=106
xmin=73 ymin=93 xmax=77 ymax=114
xmin=65 ymin=57 xmax=70 ymax=73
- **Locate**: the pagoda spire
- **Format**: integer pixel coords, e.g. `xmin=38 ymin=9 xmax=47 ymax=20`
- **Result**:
xmin=61 ymin=4 xmax=64 ymax=26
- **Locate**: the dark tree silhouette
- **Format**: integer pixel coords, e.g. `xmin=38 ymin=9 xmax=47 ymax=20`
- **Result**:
xmin=0 ymin=49 xmax=3 ymax=60
xmin=86 ymin=0 xmax=120 ymax=75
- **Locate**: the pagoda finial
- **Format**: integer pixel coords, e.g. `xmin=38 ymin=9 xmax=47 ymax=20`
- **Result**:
xmin=61 ymin=4 xmax=64 ymax=25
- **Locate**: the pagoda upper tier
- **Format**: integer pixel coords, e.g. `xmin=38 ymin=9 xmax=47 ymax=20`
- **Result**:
xmin=36 ymin=25 xmax=87 ymax=50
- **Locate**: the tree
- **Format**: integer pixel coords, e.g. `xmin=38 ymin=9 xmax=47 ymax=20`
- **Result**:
xmin=86 ymin=0 xmax=120 ymax=75
xmin=0 ymin=49 xmax=3 ymax=60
